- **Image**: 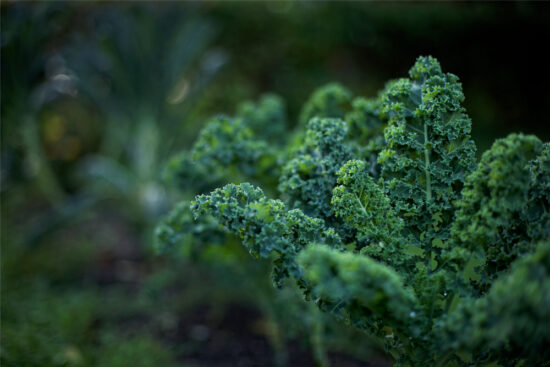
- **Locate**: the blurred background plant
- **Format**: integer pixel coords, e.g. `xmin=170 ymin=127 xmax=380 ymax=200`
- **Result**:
xmin=1 ymin=2 xmax=549 ymax=367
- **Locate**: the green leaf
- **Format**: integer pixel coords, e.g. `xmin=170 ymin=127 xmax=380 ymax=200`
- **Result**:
xmin=379 ymin=56 xmax=476 ymax=256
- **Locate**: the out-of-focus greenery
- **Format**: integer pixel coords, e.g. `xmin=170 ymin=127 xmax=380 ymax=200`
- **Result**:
xmin=2 ymin=2 xmax=549 ymax=367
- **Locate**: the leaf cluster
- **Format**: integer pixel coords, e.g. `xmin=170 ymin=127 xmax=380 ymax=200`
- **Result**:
xmin=161 ymin=56 xmax=550 ymax=366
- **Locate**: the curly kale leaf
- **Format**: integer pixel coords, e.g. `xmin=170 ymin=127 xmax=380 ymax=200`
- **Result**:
xmin=296 ymin=245 xmax=421 ymax=349
xmin=162 ymin=151 xmax=224 ymax=195
xmin=346 ymin=97 xmax=384 ymax=147
xmin=525 ymin=142 xmax=550 ymax=243
xmin=452 ymin=134 xmax=544 ymax=284
xmin=378 ymin=55 xmax=477 ymax=265
xmin=155 ymin=200 xmax=227 ymax=256
xmin=279 ymin=118 xmax=354 ymax=228
xmin=345 ymin=95 xmax=387 ymax=177
xmin=191 ymin=115 xmax=278 ymax=185
xmin=299 ymin=83 xmax=352 ymax=127
xmin=331 ymin=159 xmax=406 ymax=263
xmin=300 ymin=85 xmax=385 ymax=176
xmin=438 ymin=240 xmax=550 ymax=367
xmin=191 ymin=183 xmax=341 ymax=286
xmin=236 ymin=93 xmax=287 ymax=142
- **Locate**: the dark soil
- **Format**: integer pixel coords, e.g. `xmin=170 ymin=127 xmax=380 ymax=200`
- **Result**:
xmin=172 ymin=303 xmax=389 ymax=367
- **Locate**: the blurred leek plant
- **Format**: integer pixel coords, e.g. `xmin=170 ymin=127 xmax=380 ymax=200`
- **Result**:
xmin=1 ymin=3 xmax=227 ymax=244
xmin=66 ymin=4 xmax=227 ymax=224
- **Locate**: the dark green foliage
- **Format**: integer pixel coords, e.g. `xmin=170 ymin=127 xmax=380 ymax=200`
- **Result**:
xmin=378 ymin=56 xmax=477 ymax=262
xmin=162 ymin=151 xmax=225 ymax=194
xmin=162 ymin=55 xmax=550 ymax=366
xmin=331 ymin=159 xmax=404 ymax=263
xmin=236 ymin=94 xmax=287 ymax=142
xmin=525 ymin=142 xmax=550 ymax=244
xmin=437 ymin=240 xmax=550 ymax=366
xmin=191 ymin=115 xmax=275 ymax=178
xmin=155 ymin=200 xmax=227 ymax=256
xmin=164 ymin=95 xmax=289 ymax=193
xmin=192 ymin=183 xmax=341 ymax=286
xmin=279 ymin=118 xmax=353 ymax=229
xmin=452 ymin=134 xmax=546 ymax=286
xmin=299 ymin=83 xmax=352 ymax=127
xmin=345 ymin=97 xmax=386 ymax=173
xmin=346 ymin=97 xmax=384 ymax=147
xmin=297 ymin=245 xmax=419 ymax=335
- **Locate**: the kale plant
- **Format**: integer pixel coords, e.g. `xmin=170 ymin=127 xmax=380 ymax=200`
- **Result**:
xmin=160 ymin=56 xmax=550 ymax=366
